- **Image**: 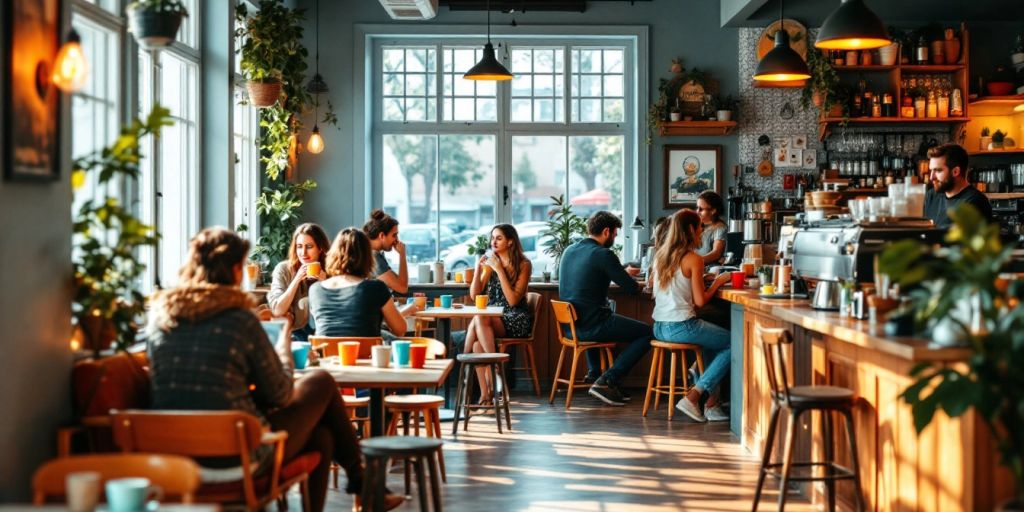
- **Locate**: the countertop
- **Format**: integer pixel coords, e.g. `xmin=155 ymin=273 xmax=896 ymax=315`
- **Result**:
xmin=718 ymin=288 xmax=972 ymax=362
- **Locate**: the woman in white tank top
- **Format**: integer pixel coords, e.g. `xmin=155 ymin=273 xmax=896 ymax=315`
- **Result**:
xmin=650 ymin=209 xmax=732 ymax=423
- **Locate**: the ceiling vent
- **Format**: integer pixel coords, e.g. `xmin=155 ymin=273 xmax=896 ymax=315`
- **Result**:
xmin=378 ymin=0 xmax=439 ymax=20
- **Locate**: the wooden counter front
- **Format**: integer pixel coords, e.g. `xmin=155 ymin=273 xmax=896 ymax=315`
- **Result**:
xmin=719 ymin=289 xmax=1016 ymax=511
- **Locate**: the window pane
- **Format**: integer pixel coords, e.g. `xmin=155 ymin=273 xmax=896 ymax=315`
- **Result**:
xmin=380 ymin=46 xmax=436 ymax=122
xmin=233 ymin=87 xmax=260 ymax=247
xmin=571 ymin=47 xmax=627 ymax=123
xmin=438 ymin=135 xmax=495 ymax=271
xmin=382 ymin=134 xmax=438 ymax=268
xmin=569 ymin=136 xmax=623 ymax=219
xmin=81 ymin=0 xmax=119 ymax=13
xmin=176 ymin=0 xmax=199 ymax=48
xmin=442 ymin=46 xmax=497 ymax=122
xmin=508 ymin=47 xmax=564 ymax=124
xmin=511 ymin=136 xmax=567 ymax=275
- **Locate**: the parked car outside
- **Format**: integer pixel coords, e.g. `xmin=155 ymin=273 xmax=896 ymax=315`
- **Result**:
xmin=441 ymin=221 xmax=555 ymax=276
xmin=400 ymin=223 xmax=459 ymax=264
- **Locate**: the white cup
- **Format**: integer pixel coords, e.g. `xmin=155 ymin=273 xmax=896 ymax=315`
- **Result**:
xmin=417 ymin=264 xmax=431 ymax=284
xmin=371 ymin=345 xmax=391 ymax=368
xmin=66 ymin=471 xmax=101 ymax=512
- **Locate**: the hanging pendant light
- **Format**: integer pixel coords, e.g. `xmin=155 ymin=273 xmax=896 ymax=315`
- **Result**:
xmin=53 ymin=29 xmax=88 ymax=93
xmin=307 ymin=124 xmax=325 ymax=154
xmin=815 ymin=0 xmax=891 ymax=50
xmin=754 ymin=1 xmax=809 ymax=82
xmin=305 ymin=0 xmax=329 ymax=94
xmin=463 ymin=0 xmax=513 ymax=81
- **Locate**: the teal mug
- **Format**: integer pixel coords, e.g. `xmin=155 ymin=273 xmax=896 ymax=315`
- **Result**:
xmin=105 ymin=477 xmax=162 ymax=512
xmin=391 ymin=340 xmax=411 ymax=367
xmin=291 ymin=342 xmax=312 ymax=370
xmin=439 ymin=294 xmax=453 ymax=308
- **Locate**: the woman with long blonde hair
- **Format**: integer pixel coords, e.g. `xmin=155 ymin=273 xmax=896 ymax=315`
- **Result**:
xmin=650 ymin=210 xmax=732 ymax=423
xmin=465 ymin=224 xmax=533 ymax=403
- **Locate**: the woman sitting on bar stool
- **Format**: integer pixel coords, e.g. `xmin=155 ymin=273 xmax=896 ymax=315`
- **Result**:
xmin=145 ymin=228 xmax=403 ymax=512
xmin=465 ymin=224 xmax=533 ymax=404
xmin=650 ymin=210 xmax=732 ymax=423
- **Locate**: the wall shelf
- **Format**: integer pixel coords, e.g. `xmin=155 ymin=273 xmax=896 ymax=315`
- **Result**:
xmin=967 ymin=95 xmax=1024 ymax=116
xmin=659 ymin=120 xmax=737 ymax=136
xmin=899 ymin=64 xmax=966 ymax=72
xmin=985 ymin=192 xmax=1024 ymax=200
xmin=968 ymin=149 xmax=1024 ymax=156
xmin=818 ymin=117 xmax=970 ymax=139
xmin=833 ymin=65 xmax=897 ymax=72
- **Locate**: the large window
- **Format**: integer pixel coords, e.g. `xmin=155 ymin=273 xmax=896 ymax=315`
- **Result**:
xmin=373 ymin=36 xmax=637 ymax=278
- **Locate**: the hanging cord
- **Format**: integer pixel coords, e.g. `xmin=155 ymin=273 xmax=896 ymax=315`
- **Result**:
xmin=486 ymin=0 xmax=492 ymax=43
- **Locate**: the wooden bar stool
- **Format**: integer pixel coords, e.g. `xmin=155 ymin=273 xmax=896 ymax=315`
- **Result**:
xmin=548 ymin=300 xmax=616 ymax=409
xmin=752 ymin=327 xmax=865 ymax=512
xmin=384 ymin=394 xmax=447 ymax=491
xmin=360 ymin=436 xmax=443 ymax=512
xmin=451 ymin=353 xmax=512 ymax=435
xmin=496 ymin=292 xmax=543 ymax=396
xmin=642 ymin=340 xmax=706 ymax=420
xmin=332 ymin=394 xmax=372 ymax=490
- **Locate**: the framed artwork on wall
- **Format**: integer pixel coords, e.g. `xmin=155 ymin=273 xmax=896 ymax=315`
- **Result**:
xmin=3 ymin=0 xmax=61 ymax=182
xmin=663 ymin=144 xmax=721 ymax=208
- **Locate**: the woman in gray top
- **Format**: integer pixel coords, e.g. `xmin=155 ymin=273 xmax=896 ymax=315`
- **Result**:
xmin=267 ymin=223 xmax=330 ymax=340
xmin=696 ymin=191 xmax=727 ymax=265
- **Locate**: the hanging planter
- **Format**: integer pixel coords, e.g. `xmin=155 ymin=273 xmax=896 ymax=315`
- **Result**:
xmin=126 ymin=0 xmax=188 ymax=50
xmin=247 ymin=79 xmax=283 ymax=108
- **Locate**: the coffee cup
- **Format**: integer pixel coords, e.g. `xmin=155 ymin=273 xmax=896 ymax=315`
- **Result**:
xmin=391 ymin=341 xmax=411 ymax=367
xmin=371 ymin=345 xmax=391 ymax=368
xmin=66 ymin=471 xmax=100 ymax=512
xmin=440 ymin=294 xmax=453 ymax=308
xmin=464 ymin=268 xmax=475 ymax=282
xmin=730 ymin=271 xmax=746 ymax=289
xmin=306 ymin=261 xmax=321 ymax=278
xmin=339 ymin=341 xmax=360 ymax=366
xmin=740 ymin=262 xmax=756 ymax=276
xmin=105 ymin=478 xmax=162 ymax=512
xmin=291 ymin=342 xmax=312 ymax=370
xmin=475 ymin=294 xmax=488 ymax=309
xmin=414 ymin=296 xmax=427 ymax=309
xmin=761 ymin=284 xmax=776 ymax=295
xmin=409 ymin=345 xmax=427 ymax=369
xmin=454 ymin=271 xmax=465 ymax=283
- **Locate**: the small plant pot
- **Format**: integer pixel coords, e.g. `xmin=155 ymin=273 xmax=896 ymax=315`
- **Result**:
xmin=669 ymin=112 xmax=682 ymax=122
xmin=827 ymin=104 xmax=844 ymax=118
xmin=878 ymin=42 xmax=899 ymax=66
xmin=127 ymin=8 xmax=184 ymax=49
xmin=991 ymin=141 xmax=1005 ymax=150
xmin=716 ymin=110 xmax=733 ymax=122
xmin=812 ymin=90 xmax=824 ymax=107
xmin=247 ymin=80 xmax=283 ymax=108
xmin=980 ymin=136 xmax=992 ymax=151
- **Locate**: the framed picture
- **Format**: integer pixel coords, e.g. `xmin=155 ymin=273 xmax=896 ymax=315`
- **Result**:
xmin=777 ymin=136 xmax=791 ymax=150
xmin=787 ymin=148 xmax=802 ymax=167
xmin=3 ymin=0 xmax=62 ymax=182
xmin=792 ymin=135 xmax=808 ymax=149
xmin=774 ymin=148 xmax=789 ymax=167
xmin=803 ymin=149 xmax=817 ymax=168
xmin=663 ymin=144 xmax=722 ymax=208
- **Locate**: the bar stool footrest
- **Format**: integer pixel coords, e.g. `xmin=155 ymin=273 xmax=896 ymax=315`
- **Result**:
xmin=763 ymin=461 xmax=857 ymax=482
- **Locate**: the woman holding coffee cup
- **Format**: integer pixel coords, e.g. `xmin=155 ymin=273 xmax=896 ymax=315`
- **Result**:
xmin=268 ymin=223 xmax=330 ymax=341
xmin=465 ymin=224 xmax=533 ymax=403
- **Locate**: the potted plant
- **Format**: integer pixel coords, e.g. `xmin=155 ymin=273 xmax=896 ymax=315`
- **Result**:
xmin=236 ymin=0 xmax=308 ymax=108
xmin=800 ymin=47 xmax=840 ymax=114
xmin=756 ymin=265 xmax=773 ymax=288
xmin=715 ymin=94 xmax=738 ymax=122
xmin=252 ymin=179 xmax=317 ymax=268
xmin=991 ymin=129 xmax=1007 ymax=150
xmin=879 ymin=204 xmax=1024 ymax=511
xmin=539 ymin=195 xmax=588 ymax=281
xmin=126 ymin=0 xmax=188 ymax=49
xmin=981 ymin=127 xmax=993 ymax=151
xmin=72 ymin=106 xmax=170 ymax=352
xmin=669 ymin=105 xmax=682 ymax=122
xmin=466 ymin=234 xmax=491 ymax=257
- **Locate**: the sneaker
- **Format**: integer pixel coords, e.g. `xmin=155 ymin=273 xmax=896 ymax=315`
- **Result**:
xmin=675 ymin=397 xmax=707 ymax=422
xmin=582 ymin=371 xmax=600 ymax=384
xmin=705 ymin=405 xmax=729 ymax=422
xmin=588 ymin=378 xmax=626 ymax=406
xmin=620 ymin=388 xmax=632 ymax=401
xmin=353 ymin=493 xmax=405 ymax=512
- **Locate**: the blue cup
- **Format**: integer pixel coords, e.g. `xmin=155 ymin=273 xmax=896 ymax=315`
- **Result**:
xmin=105 ymin=477 xmax=161 ymax=512
xmin=391 ymin=340 xmax=411 ymax=367
xmin=261 ymin=320 xmax=285 ymax=342
xmin=440 ymin=294 xmax=453 ymax=308
xmin=291 ymin=342 xmax=312 ymax=370
xmin=406 ymin=297 xmax=415 ymax=305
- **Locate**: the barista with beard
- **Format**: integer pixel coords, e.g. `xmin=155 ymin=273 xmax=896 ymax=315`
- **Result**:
xmin=558 ymin=211 xmax=653 ymax=407
xmin=923 ymin=143 xmax=992 ymax=229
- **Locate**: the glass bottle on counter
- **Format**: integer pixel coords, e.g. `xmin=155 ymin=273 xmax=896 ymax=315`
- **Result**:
xmin=871 ymin=93 xmax=882 ymax=117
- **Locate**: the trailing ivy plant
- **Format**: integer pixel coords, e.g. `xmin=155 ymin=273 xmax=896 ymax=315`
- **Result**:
xmin=800 ymin=46 xmax=839 ymax=113
xmin=251 ymin=179 xmax=317 ymax=267
xmin=72 ymin=106 xmax=171 ymax=351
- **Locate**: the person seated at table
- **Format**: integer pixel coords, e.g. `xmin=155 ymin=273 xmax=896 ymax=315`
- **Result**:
xmin=465 ymin=224 xmax=533 ymax=403
xmin=267 ymin=223 xmax=330 ymax=340
xmin=696 ymin=191 xmax=727 ymax=265
xmin=145 ymin=227 xmax=403 ymax=512
xmin=363 ymin=209 xmax=408 ymax=294
xmin=559 ymin=211 xmax=652 ymax=407
xmin=650 ymin=210 xmax=732 ymax=423
xmin=309 ymin=228 xmax=411 ymax=338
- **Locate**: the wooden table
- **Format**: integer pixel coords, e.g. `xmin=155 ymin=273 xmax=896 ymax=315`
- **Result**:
xmin=306 ymin=359 xmax=454 ymax=436
xmin=412 ymin=306 xmax=503 ymax=406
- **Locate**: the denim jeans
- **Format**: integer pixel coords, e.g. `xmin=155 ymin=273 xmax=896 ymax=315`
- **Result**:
xmin=653 ymin=318 xmax=730 ymax=393
xmin=574 ymin=314 xmax=653 ymax=384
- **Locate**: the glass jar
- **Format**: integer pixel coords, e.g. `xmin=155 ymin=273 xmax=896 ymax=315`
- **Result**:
xmin=926 ymin=91 xmax=938 ymax=118
xmin=914 ymin=96 xmax=926 ymax=118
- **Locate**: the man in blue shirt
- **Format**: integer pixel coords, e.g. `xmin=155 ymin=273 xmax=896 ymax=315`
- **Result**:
xmin=559 ymin=211 xmax=652 ymax=406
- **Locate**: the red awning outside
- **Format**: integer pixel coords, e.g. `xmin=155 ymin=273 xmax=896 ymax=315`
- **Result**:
xmin=570 ymin=188 xmax=610 ymax=206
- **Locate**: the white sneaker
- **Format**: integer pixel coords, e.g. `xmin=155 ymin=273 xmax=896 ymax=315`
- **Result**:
xmin=675 ymin=397 xmax=707 ymax=422
xmin=705 ymin=405 xmax=729 ymax=422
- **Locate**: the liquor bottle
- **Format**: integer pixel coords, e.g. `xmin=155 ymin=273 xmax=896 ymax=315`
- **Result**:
xmin=871 ymin=93 xmax=882 ymax=118
xmin=916 ymin=36 xmax=929 ymax=65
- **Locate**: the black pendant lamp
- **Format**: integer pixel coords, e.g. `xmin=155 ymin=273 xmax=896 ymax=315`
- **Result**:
xmin=305 ymin=0 xmax=329 ymax=94
xmin=815 ymin=0 xmax=891 ymax=50
xmin=463 ymin=0 xmax=513 ymax=81
xmin=754 ymin=6 xmax=810 ymax=82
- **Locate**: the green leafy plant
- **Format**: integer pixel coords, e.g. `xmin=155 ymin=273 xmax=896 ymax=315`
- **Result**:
xmin=466 ymin=234 xmax=491 ymax=256
xmin=982 ymin=127 xmax=991 ymax=137
xmin=72 ymin=106 xmax=171 ymax=352
xmin=252 ymin=180 xmax=317 ymax=267
xmin=993 ymin=129 xmax=1007 ymax=144
xmin=879 ymin=204 xmax=1024 ymax=504
xmin=540 ymin=195 xmax=588 ymax=269
xmin=715 ymin=94 xmax=739 ymax=112
xmin=127 ymin=0 xmax=188 ymax=14
xmin=800 ymin=47 xmax=840 ymax=113
xmin=235 ymin=1 xmax=307 ymax=86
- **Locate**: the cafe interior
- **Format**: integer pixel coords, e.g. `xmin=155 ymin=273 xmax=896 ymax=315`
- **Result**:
xmin=3 ymin=0 xmax=1024 ymax=510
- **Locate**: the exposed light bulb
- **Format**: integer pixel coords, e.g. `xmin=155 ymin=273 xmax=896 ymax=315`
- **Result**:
xmin=307 ymin=125 xmax=325 ymax=154
xmin=52 ymin=29 xmax=88 ymax=93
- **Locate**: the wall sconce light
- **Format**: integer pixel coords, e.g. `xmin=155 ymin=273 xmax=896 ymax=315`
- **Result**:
xmin=52 ymin=29 xmax=88 ymax=93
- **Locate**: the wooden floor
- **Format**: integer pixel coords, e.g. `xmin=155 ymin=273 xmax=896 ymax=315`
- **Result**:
xmin=310 ymin=388 xmax=813 ymax=511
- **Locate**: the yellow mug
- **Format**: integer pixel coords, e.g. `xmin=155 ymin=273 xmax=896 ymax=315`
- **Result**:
xmin=454 ymin=271 xmax=464 ymax=283
xmin=307 ymin=261 xmax=321 ymax=278
xmin=475 ymin=295 xmax=488 ymax=309
xmin=761 ymin=284 xmax=776 ymax=295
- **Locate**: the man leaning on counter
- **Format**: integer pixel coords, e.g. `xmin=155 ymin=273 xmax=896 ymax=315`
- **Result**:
xmin=923 ymin=143 xmax=993 ymax=229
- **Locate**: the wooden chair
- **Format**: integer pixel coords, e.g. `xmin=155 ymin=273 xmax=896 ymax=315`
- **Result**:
xmin=110 ymin=410 xmax=318 ymax=512
xmin=33 ymin=454 xmax=201 ymax=504
xmin=497 ymin=292 xmax=543 ymax=396
xmin=547 ymin=300 xmax=616 ymax=410
xmin=310 ymin=336 xmax=382 ymax=359
xmin=642 ymin=340 xmax=706 ymax=420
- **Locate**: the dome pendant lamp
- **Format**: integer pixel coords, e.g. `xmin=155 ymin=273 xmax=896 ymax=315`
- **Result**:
xmin=814 ymin=0 xmax=891 ymax=50
xmin=463 ymin=0 xmax=513 ymax=81
xmin=753 ymin=2 xmax=810 ymax=83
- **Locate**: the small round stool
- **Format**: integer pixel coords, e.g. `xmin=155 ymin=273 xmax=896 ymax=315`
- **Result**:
xmin=452 ymin=353 xmax=512 ymax=435
xmin=361 ymin=436 xmax=444 ymax=512
xmin=384 ymin=394 xmax=447 ymax=489
xmin=642 ymin=340 xmax=706 ymax=420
